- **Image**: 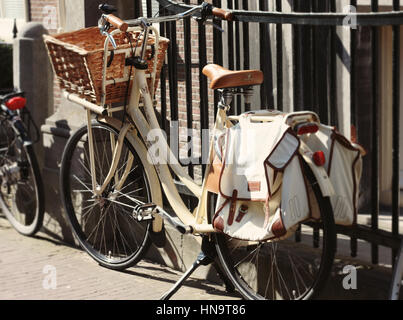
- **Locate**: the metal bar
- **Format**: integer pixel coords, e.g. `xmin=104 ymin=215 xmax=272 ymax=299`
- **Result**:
xmin=167 ymin=21 xmax=179 ymax=122
xmin=292 ymin=0 xmax=299 ymax=111
xmin=295 ymin=0 xmax=314 ymax=112
xmin=159 ymin=5 xmax=167 ymax=132
xmin=227 ymin=0 xmax=235 ymax=115
xmin=86 ymin=109 xmax=97 ymax=192
xmin=160 ymin=254 xmax=205 ymax=300
xmin=64 ymin=92 xmax=107 ymax=116
xmin=389 ymin=239 xmax=403 ymax=300
xmin=392 ymin=0 xmax=401 ymax=265
xmin=335 ymin=225 xmax=402 ymax=250
xmin=350 ymin=0 xmax=357 ymax=126
xmin=98 ymin=124 xmax=131 ymax=195
xmin=231 ymin=11 xmax=403 ymax=26
xmin=242 ymin=0 xmax=250 ymax=112
xmin=259 ymin=0 xmax=268 ymax=109
xmin=371 ymin=0 xmax=380 ymax=265
xmin=184 ymin=0 xmax=194 ymax=178
xmin=349 ymin=0 xmax=358 ymax=258
xmin=329 ymin=0 xmax=338 ymax=127
xmin=325 ymin=0 xmax=331 ymax=116
xmin=313 ymin=0 xmax=330 ymax=122
xmin=234 ymin=0 xmax=242 ymax=115
xmin=155 ymin=0 xmax=403 ymax=26
xmin=198 ymin=0 xmax=209 ymax=175
xmin=276 ymin=0 xmax=283 ymax=111
xmin=264 ymin=18 xmax=275 ymax=109
xmin=146 ymin=0 xmax=152 ymax=18
xmin=312 ymin=6 xmax=318 ymax=115
xmin=213 ymin=0 xmax=223 ymax=116
xmin=309 ymin=1 xmax=314 ymax=113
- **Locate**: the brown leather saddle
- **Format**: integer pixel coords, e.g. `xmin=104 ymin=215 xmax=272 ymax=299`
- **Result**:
xmin=202 ymin=64 xmax=264 ymax=89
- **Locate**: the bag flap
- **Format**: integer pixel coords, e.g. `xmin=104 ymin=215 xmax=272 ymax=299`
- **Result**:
xmin=265 ymin=130 xmax=300 ymax=170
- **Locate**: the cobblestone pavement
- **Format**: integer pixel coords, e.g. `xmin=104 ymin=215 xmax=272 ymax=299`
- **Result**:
xmin=1 ymin=215 xmax=402 ymax=300
xmin=0 ymin=216 xmax=240 ymax=300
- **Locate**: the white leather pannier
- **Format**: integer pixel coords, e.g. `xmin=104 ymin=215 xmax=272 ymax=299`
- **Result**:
xmin=302 ymin=123 xmax=364 ymax=226
xmin=210 ymin=113 xmax=311 ymax=241
xmin=207 ymin=111 xmax=364 ymax=242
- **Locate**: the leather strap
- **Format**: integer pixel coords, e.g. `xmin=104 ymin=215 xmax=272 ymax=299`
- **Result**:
xmin=227 ymin=189 xmax=238 ymax=226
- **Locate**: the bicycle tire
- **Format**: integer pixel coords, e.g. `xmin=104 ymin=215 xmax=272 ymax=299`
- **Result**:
xmin=0 ymin=120 xmax=44 ymax=236
xmin=211 ymin=159 xmax=336 ymax=300
xmin=60 ymin=121 xmax=153 ymax=270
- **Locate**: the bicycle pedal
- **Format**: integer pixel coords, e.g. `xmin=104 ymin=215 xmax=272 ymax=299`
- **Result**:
xmin=132 ymin=203 xmax=157 ymax=222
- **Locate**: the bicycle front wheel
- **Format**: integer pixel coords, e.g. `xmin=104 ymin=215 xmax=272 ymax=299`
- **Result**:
xmin=0 ymin=118 xmax=44 ymax=236
xmin=211 ymin=161 xmax=336 ymax=300
xmin=60 ymin=121 xmax=153 ymax=270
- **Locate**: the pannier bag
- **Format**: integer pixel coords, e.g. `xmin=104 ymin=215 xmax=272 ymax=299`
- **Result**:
xmin=209 ymin=112 xmax=311 ymax=241
xmin=301 ymin=122 xmax=364 ymax=226
xmin=207 ymin=111 xmax=364 ymax=242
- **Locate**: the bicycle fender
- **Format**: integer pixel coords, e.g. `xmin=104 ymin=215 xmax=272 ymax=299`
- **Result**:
xmin=97 ymin=116 xmax=164 ymax=233
xmin=299 ymin=140 xmax=335 ymax=197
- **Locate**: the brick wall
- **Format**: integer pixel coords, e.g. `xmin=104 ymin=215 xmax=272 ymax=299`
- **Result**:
xmin=30 ymin=0 xmax=61 ymax=113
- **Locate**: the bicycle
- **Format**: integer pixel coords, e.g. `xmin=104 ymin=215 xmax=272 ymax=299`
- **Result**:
xmin=50 ymin=3 xmax=336 ymax=300
xmin=0 ymin=90 xmax=45 ymax=236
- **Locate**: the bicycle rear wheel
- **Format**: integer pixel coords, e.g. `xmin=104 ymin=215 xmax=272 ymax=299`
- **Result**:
xmin=60 ymin=121 xmax=152 ymax=270
xmin=211 ymin=161 xmax=336 ymax=300
xmin=0 ymin=117 xmax=44 ymax=236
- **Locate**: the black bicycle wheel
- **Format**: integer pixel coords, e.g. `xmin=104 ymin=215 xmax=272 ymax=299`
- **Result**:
xmin=0 ymin=117 xmax=44 ymax=236
xmin=60 ymin=121 xmax=152 ymax=270
xmin=212 ymin=160 xmax=336 ymax=300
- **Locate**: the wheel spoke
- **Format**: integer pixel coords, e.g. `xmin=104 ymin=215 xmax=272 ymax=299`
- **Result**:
xmin=62 ymin=124 xmax=152 ymax=269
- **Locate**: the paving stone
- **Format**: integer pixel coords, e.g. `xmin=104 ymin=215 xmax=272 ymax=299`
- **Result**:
xmin=0 ymin=216 xmax=239 ymax=300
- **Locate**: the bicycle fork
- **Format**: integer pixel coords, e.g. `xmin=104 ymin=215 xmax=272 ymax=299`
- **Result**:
xmin=86 ymin=110 xmax=132 ymax=196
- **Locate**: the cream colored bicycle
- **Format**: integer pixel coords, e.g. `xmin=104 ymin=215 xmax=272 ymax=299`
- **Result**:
xmin=52 ymin=3 xmax=336 ymax=300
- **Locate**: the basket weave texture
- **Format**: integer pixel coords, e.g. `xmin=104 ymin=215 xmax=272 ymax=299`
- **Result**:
xmin=44 ymin=27 xmax=169 ymax=105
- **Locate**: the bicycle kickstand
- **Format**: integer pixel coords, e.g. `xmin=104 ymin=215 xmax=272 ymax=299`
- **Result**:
xmin=160 ymin=251 xmax=212 ymax=300
xmin=160 ymin=236 xmax=234 ymax=300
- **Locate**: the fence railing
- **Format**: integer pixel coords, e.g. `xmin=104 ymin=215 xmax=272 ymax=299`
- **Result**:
xmin=146 ymin=0 xmax=403 ymax=275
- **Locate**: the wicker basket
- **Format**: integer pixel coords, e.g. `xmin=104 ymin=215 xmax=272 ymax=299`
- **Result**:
xmin=44 ymin=27 xmax=169 ymax=105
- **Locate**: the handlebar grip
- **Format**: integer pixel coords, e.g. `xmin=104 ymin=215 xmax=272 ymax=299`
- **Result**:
xmin=212 ymin=7 xmax=234 ymax=21
xmin=105 ymin=14 xmax=128 ymax=32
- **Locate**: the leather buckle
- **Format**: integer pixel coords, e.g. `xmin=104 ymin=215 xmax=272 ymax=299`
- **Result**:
xmin=236 ymin=204 xmax=249 ymax=223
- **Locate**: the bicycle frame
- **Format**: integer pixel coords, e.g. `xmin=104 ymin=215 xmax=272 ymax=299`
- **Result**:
xmin=65 ymin=20 xmax=336 ymax=236
xmin=65 ymin=24 xmax=225 ymax=235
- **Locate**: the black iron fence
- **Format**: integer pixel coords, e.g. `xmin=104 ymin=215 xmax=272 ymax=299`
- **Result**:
xmin=144 ymin=0 xmax=403 ymax=271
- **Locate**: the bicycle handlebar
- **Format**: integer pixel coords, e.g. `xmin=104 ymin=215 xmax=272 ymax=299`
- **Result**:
xmin=211 ymin=7 xmax=233 ymax=21
xmin=98 ymin=2 xmax=233 ymax=61
xmin=104 ymin=14 xmax=128 ymax=32
xmin=123 ymin=2 xmax=233 ymax=28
